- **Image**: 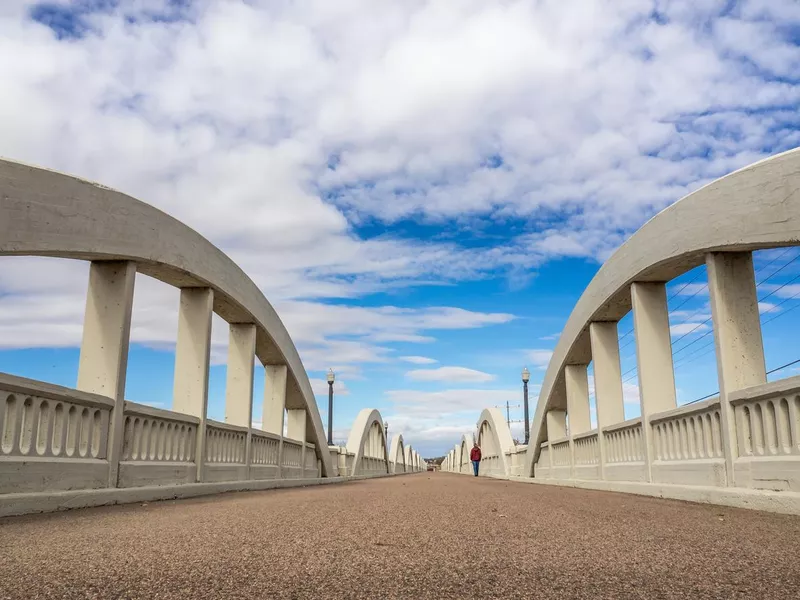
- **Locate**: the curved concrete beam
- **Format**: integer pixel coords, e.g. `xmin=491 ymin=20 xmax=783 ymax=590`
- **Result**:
xmin=389 ymin=433 xmax=406 ymax=474
xmin=525 ymin=147 xmax=800 ymax=476
xmin=0 ymin=159 xmax=333 ymax=476
xmin=477 ymin=408 xmax=516 ymax=476
xmin=459 ymin=433 xmax=473 ymax=474
xmin=345 ymin=408 xmax=389 ymax=476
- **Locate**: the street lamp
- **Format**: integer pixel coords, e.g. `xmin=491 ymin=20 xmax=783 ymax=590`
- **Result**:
xmin=327 ymin=368 xmax=335 ymax=446
xmin=384 ymin=421 xmax=389 ymax=440
xmin=522 ymin=366 xmax=530 ymax=444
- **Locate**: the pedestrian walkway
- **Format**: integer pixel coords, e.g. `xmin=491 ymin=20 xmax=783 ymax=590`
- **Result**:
xmin=2 ymin=473 xmax=799 ymax=599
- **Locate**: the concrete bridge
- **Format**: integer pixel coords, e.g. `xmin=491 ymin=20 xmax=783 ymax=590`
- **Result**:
xmin=0 ymin=158 xmax=425 ymax=518
xmin=2 ymin=152 xmax=800 ymax=598
xmin=441 ymin=148 xmax=800 ymax=517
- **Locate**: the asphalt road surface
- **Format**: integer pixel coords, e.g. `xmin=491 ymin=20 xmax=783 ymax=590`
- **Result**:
xmin=2 ymin=473 xmax=799 ymax=599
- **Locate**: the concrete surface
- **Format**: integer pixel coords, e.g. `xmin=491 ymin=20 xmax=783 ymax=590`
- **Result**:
xmin=527 ymin=147 xmax=800 ymax=473
xmin=2 ymin=473 xmax=799 ymax=599
xmin=0 ymin=158 xmax=333 ymax=477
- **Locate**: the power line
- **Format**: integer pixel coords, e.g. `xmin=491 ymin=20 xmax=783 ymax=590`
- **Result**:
xmin=671 ymin=252 xmax=800 ymax=359
xmin=681 ymin=356 xmax=800 ymax=405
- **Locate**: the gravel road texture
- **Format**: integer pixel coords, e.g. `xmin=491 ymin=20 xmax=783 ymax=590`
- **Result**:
xmin=2 ymin=473 xmax=799 ymax=599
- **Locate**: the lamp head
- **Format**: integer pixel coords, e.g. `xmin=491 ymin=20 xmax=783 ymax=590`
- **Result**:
xmin=522 ymin=366 xmax=530 ymax=383
xmin=327 ymin=368 xmax=335 ymax=384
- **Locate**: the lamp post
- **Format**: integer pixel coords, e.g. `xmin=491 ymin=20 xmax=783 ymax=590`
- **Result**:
xmin=327 ymin=368 xmax=335 ymax=446
xmin=384 ymin=421 xmax=389 ymax=441
xmin=522 ymin=367 xmax=530 ymax=444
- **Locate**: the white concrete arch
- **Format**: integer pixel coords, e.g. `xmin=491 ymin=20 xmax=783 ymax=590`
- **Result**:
xmin=0 ymin=159 xmax=333 ymax=477
xmin=404 ymin=444 xmax=414 ymax=472
xmin=525 ymin=146 xmax=800 ymax=477
xmin=477 ymin=408 xmax=516 ymax=477
xmin=389 ymin=434 xmax=407 ymax=474
xmin=459 ymin=433 xmax=473 ymax=475
xmin=345 ymin=408 xmax=389 ymax=476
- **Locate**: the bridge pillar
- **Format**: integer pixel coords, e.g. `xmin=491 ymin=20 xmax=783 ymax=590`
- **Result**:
xmin=631 ymin=282 xmax=677 ymax=482
xmin=263 ymin=365 xmax=287 ymax=476
xmin=172 ymin=287 xmax=213 ymax=482
xmin=589 ymin=321 xmax=625 ymax=480
xmin=225 ymin=323 xmax=256 ymax=474
xmin=565 ymin=364 xmax=591 ymax=479
xmin=547 ymin=409 xmax=567 ymax=478
xmin=77 ymin=261 xmax=136 ymax=488
xmin=706 ymin=252 xmax=766 ymax=486
xmin=287 ymin=408 xmax=307 ymax=476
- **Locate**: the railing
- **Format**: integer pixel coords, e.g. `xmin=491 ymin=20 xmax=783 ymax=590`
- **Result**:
xmin=604 ymin=419 xmax=644 ymax=464
xmin=205 ymin=420 xmax=247 ymax=464
xmin=250 ymin=430 xmax=280 ymax=466
xmin=1 ymin=382 xmax=112 ymax=461
xmin=0 ymin=375 xmax=114 ymax=494
xmin=122 ymin=402 xmax=197 ymax=463
xmin=573 ymin=431 xmax=599 ymax=465
xmin=551 ymin=439 xmax=571 ymax=467
xmin=282 ymin=439 xmax=303 ymax=468
xmin=730 ymin=378 xmax=800 ymax=491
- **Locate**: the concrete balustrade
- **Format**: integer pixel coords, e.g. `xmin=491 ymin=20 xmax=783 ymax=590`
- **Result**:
xmin=439 ymin=149 xmax=800 ymax=515
xmin=0 ymin=159 xmax=427 ymax=518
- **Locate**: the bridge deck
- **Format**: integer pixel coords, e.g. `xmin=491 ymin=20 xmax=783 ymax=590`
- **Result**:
xmin=2 ymin=473 xmax=799 ymax=599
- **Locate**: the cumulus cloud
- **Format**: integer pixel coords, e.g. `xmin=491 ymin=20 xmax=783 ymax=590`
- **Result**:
xmin=2 ymin=0 xmax=800 ymax=453
xmin=382 ymin=387 xmax=530 ymax=455
xmin=405 ymin=366 xmax=495 ymax=383
xmin=399 ymin=356 xmax=438 ymax=364
xmin=526 ymin=349 xmax=554 ymax=370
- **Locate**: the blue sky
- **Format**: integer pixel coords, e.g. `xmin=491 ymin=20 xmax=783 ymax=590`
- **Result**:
xmin=2 ymin=1 xmax=800 ymax=457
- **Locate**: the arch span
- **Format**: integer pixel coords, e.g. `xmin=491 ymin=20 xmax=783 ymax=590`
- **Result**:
xmin=525 ymin=147 xmax=800 ymax=477
xmin=459 ymin=433 xmax=473 ymax=474
xmin=0 ymin=159 xmax=333 ymax=476
xmin=345 ymin=409 xmax=389 ymax=476
xmin=477 ymin=408 xmax=516 ymax=477
xmin=389 ymin=434 xmax=406 ymax=474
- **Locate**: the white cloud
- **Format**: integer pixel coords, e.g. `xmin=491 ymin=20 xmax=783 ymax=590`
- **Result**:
xmin=382 ymin=387 xmax=530 ymax=455
xmin=2 ymin=1 xmax=800 ymax=454
xmin=526 ymin=349 xmax=554 ymax=370
xmin=670 ymin=322 xmax=711 ymax=336
xmin=539 ymin=333 xmax=560 ymax=341
xmin=399 ymin=356 xmax=438 ymax=364
xmin=405 ymin=366 xmax=495 ymax=383
xmin=758 ymin=301 xmax=781 ymax=314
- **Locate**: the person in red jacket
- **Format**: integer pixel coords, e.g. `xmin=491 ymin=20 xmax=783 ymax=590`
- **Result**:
xmin=469 ymin=442 xmax=482 ymax=477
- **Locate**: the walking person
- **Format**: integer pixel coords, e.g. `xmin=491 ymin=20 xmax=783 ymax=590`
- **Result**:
xmin=470 ymin=442 xmax=482 ymax=477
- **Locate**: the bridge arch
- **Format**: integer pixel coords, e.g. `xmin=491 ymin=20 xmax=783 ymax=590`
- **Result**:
xmin=389 ymin=434 xmax=406 ymax=474
xmin=458 ymin=433 xmax=473 ymax=474
xmin=477 ymin=408 xmax=515 ymax=477
xmin=345 ymin=409 xmax=389 ymax=476
xmin=0 ymin=159 xmax=334 ymax=476
xmin=526 ymin=147 xmax=800 ymax=481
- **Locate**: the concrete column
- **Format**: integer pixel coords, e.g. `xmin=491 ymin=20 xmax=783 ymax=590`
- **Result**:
xmin=631 ymin=282 xmax=677 ymax=482
xmin=77 ymin=261 xmax=136 ymax=488
xmin=225 ymin=324 xmax=256 ymax=427
xmin=287 ymin=408 xmax=307 ymax=475
xmin=225 ymin=323 xmax=256 ymax=474
xmin=547 ymin=409 xmax=568 ymax=440
xmin=262 ymin=365 xmax=287 ymax=434
xmin=589 ymin=321 xmax=625 ymax=480
xmin=547 ymin=408 xmax=567 ymax=479
xmin=172 ymin=288 xmax=213 ymax=482
xmin=262 ymin=365 xmax=287 ymax=476
xmin=707 ymin=252 xmax=767 ymax=485
xmin=565 ymin=364 xmax=591 ymax=480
